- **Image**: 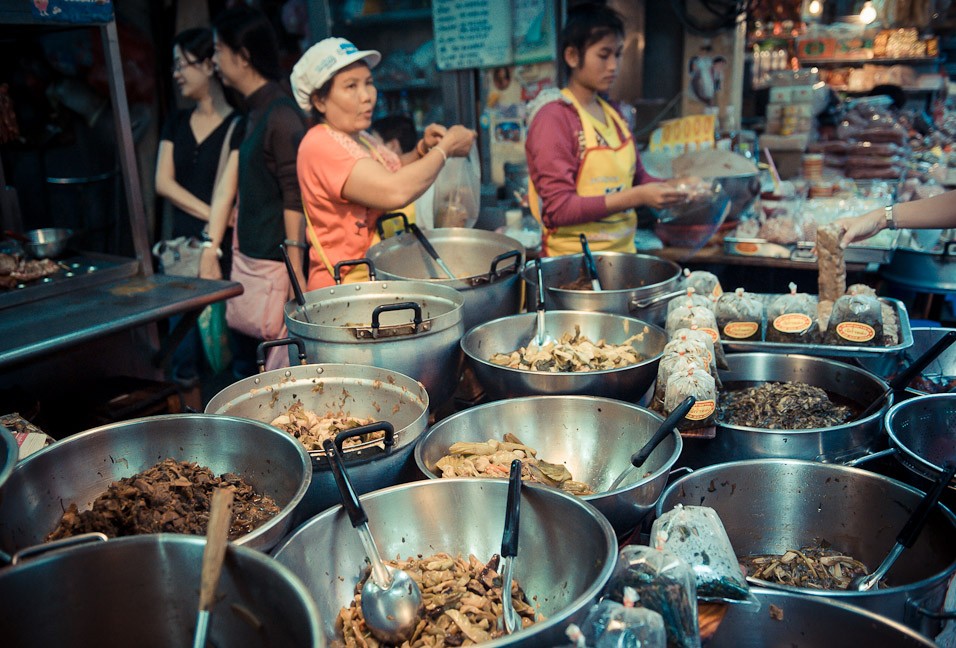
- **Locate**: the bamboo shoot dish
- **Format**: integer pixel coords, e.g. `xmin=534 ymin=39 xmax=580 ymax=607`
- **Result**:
xmin=270 ymin=402 xmax=378 ymax=451
xmin=489 ymin=325 xmax=647 ymax=373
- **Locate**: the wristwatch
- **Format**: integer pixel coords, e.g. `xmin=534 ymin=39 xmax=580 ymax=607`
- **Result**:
xmin=884 ymin=204 xmax=896 ymax=230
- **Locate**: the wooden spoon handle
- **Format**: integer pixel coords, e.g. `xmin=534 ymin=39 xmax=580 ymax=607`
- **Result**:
xmin=199 ymin=488 xmax=234 ymax=611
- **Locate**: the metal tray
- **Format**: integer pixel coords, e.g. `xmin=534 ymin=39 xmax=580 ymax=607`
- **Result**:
xmin=724 ymin=231 xmax=899 ymax=265
xmin=721 ymin=297 xmax=914 ymax=358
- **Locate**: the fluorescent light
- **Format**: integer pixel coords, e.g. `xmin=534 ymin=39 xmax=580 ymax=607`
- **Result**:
xmin=860 ymin=1 xmax=877 ymax=24
xmin=809 ymin=0 xmax=822 ymax=15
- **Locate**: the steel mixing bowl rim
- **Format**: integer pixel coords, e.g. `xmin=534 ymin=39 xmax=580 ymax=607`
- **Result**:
xmin=657 ymin=458 xmax=956 ymax=597
xmin=461 ymin=311 xmax=666 ymax=377
xmin=413 ymin=394 xmax=680 ymax=496
xmin=521 ymin=252 xmax=683 ymax=296
xmin=885 ymin=393 xmax=956 ymax=477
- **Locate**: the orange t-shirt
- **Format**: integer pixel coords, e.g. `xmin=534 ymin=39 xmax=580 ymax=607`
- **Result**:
xmin=298 ymin=124 xmax=401 ymax=290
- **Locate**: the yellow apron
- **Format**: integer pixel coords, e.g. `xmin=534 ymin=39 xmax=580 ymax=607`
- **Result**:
xmin=305 ymin=133 xmax=415 ymax=285
xmin=529 ymin=88 xmax=638 ymax=256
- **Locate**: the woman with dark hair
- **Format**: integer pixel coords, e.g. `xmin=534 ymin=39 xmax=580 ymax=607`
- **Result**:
xmin=525 ymin=2 xmax=687 ymax=256
xmin=201 ymin=6 xmax=307 ymax=374
xmin=290 ymin=37 xmax=475 ymax=290
xmin=155 ymin=27 xmax=237 ymax=387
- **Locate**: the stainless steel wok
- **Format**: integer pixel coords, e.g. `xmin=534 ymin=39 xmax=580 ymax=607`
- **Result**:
xmin=709 ymin=588 xmax=936 ymax=647
xmin=520 ymin=252 xmax=682 ymax=326
xmin=273 ymin=478 xmax=617 ymax=647
xmin=678 ymin=352 xmax=891 ymax=469
xmin=658 ymin=459 xmax=956 ymax=636
xmin=206 ymin=360 xmax=429 ymax=521
xmin=285 ymin=278 xmax=464 ymax=407
xmin=884 ymin=393 xmax=956 ymax=489
xmin=0 ymin=414 xmax=311 ymax=557
xmin=461 ymin=311 xmax=666 ymax=402
xmin=367 ymin=224 xmax=525 ymax=332
xmin=0 ymin=534 xmax=324 ymax=647
xmin=414 ymin=395 xmax=681 ymax=535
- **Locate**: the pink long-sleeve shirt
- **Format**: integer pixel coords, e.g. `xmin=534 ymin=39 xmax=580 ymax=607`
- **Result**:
xmin=525 ymin=97 xmax=658 ymax=229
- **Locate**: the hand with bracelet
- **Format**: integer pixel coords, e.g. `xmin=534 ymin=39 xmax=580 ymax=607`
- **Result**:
xmin=833 ymin=189 xmax=956 ymax=249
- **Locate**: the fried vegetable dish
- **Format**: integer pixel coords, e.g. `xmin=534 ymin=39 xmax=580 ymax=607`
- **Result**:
xmin=270 ymin=402 xmax=377 ymax=451
xmin=336 ymin=552 xmax=539 ymax=647
xmin=47 ymin=458 xmax=280 ymax=541
xmin=489 ymin=325 xmax=646 ymax=372
xmin=434 ymin=432 xmax=594 ymax=496
xmin=740 ymin=541 xmax=874 ymax=590
xmin=718 ymin=382 xmax=854 ymax=429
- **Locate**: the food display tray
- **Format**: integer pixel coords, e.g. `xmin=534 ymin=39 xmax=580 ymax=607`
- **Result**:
xmin=721 ymin=297 xmax=913 ymax=358
xmin=724 ymin=231 xmax=899 ymax=265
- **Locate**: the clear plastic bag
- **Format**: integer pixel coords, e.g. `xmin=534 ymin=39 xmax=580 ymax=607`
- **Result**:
xmin=604 ymin=545 xmax=700 ymax=648
xmin=767 ymin=282 xmax=818 ymax=343
xmin=665 ymin=367 xmax=717 ymax=431
xmin=654 ymin=352 xmax=709 ymax=409
xmin=824 ymin=293 xmax=883 ymax=346
xmin=682 ymin=269 xmax=722 ymax=302
xmin=583 ymin=598 xmax=667 ymax=648
xmin=715 ymin=288 xmax=764 ymax=342
xmin=652 ymin=504 xmax=760 ymax=605
xmin=665 ymin=305 xmax=727 ymax=369
xmin=667 ymin=287 xmax=713 ymax=315
xmin=432 ymin=145 xmax=480 ymax=228
xmin=663 ymin=330 xmax=717 ymax=378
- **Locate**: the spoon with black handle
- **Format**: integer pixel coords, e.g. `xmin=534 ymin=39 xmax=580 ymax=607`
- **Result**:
xmin=579 ymin=234 xmax=602 ymax=291
xmin=499 ymin=459 xmax=522 ymax=635
xmin=857 ymin=329 xmax=956 ymax=420
xmin=852 ymin=462 xmax=956 ymax=591
xmin=280 ymin=243 xmax=311 ymax=323
xmin=409 ymin=223 xmax=455 ymax=279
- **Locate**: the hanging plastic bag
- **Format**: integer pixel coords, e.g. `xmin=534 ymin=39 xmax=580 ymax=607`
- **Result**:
xmin=432 ymin=144 xmax=480 ymax=228
xmin=198 ymin=302 xmax=231 ymax=375
xmin=652 ymin=504 xmax=760 ymax=606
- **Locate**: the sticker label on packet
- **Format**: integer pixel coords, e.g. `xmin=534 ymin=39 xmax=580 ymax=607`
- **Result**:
xmin=774 ymin=313 xmax=813 ymax=334
xmin=685 ymin=400 xmax=716 ymax=421
xmin=835 ymin=321 xmax=876 ymax=343
xmin=701 ymin=327 xmax=720 ymax=345
xmin=723 ymin=321 xmax=759 ymax=339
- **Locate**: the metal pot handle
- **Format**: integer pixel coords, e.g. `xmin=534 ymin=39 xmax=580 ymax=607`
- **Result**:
xmin=371 ymin=302 xmax=423 ymax=336
xmin=487 ymin=249 xmax=523 ymax=279
xmin=843 ymin=448 xmax=897 ymax=467
xmin=668 ymin=466 xmax=694 ymax=478
xmin=907 ymin=597 xmax=956 ymax=620
xmin=10 ymin=532 xmax=108 ymax=566
xmin=256 ymin=338 xmax=308 ymax=371
xmin=333 ymin=258 xmax=377 ymax=284
xmin=630 ymin=288 xmax=686 ymax=311
xmin=375 ymin=212 xmax=410 ymax=239
xmin=334 ymin=421 xmax=396 ymax=454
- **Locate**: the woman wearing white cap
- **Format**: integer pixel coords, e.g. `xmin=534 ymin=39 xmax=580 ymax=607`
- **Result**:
xmin=291 ymin=37 xmax=477 ymax=290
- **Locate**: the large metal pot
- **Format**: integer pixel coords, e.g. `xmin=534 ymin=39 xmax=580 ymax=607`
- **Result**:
xmin=882 ymin=231 xmax=956 ymax=293
xmin=285 ymin=278 xmax=464 ymax=407
xmin=857 ymin=327 xmax=956 ymax=395
xmin=658 ymin=459 xmax=956 ymax=636
xmin=885 ymin=393 xmax=956 ymax=490
xmin=709 ymin=588 xmax=935 ymax=647
xmin=206 ymin=359 xmax=429 ymax=521
xmin=461 ymin=311 xmax=666 ymax=402
xmin=367 ymin=224 xmax=525 ymax=332
xmin=414 ymin=396 xmax=681 ymax=535
xmin=520 ymin=252 xmax=682 ymax=326
xmin=273 ymin=478 xmax=617 ymax=647
xmin=0 ymin=534 xmax=324 ymax=647
xmin=0 ymin=414 xmax=311 ymax=557
xmin=678 ymin=352 xmax=891 ymax=469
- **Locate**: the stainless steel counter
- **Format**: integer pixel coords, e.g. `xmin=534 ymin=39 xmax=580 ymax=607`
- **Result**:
xmin=0 ymin=274 xmax=242 ymax=368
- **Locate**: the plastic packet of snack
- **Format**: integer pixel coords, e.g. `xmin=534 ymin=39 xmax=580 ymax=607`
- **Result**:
xmin=652 ymin=505 xmax=760 ymax=606
xmin=715 ymin=288 xmax=764 ymax=342
xmin=580 ymin=592 xmax=667 ymax=648
xmin=667 ymin=287 xmax=713 ymax=315
xmin=825 ymin=293 xmax=883 ymax=346
xmin=666 ymin=306 xmax=727 ymax=369
xmin=654 ymin=352 xmax=709 ymax=409
xmin=767 ymin=282 xmax=818 ymax=343
xmin=665 ymin=367 xmax=717 ymax=431
xmin=682 ymin=269 xmax=723 ymax=302
xmin=604 ymin=545 xmax=700 ymax=648
xmin=663 ymin=330 xmax=717 ymax=378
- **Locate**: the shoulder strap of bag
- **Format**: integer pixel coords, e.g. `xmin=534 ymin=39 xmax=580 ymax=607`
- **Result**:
xmin=213 ymin=117 xmax=239 ymax=190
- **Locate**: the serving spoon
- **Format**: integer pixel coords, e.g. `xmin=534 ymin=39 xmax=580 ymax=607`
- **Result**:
xmin=607 ymin=397 xmax=696 ymax=491
xmin=499 ymin=459 xmax=523 ymax=635
xmin=852 ymin=462 xmax=956 ymax=591
xmin=280 ymin=243 xmax=311 ymax=323
xmin=192 ymin=488 xmax=234 ymax=648
xmin=409 ymin=223 xmax=456 ymax=279
xmin=323 ymin=439 xmax=423 ymax=643
xmin=527 ymin=258 xmax=555 ymax=351
xmin=578 ymin=234 xmax=602 ymax=291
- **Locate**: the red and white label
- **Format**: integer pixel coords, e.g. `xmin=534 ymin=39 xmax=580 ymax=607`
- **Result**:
xmin=773 ymin=313 xmax=813 ymax=334
xmin=685 ymin=399 xmax=716 ymax=421
xmin=835 ymin=321 xmax=876 ymax=343
xmin=723 ymin=321 xmax=760 ymax=339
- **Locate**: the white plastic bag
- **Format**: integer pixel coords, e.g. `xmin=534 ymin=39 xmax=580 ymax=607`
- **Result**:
xmin=432 ymin=144 xmax=480 ymax=228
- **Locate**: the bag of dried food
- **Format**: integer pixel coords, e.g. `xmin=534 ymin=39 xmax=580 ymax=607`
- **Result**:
xmin=604 ymin=545 xmax=700 ymax=648
xmin=767 ymin=282 xmax=818 ymax=343
xmin=824 ymin=293 xmax=883 ymax=346
xmin=654 ymin=351 xmax=710 ymax=409
xmin=666 ymin=287 xmax=713 ymax=315
xmin=577 ymin=590 xmax=667 ymax=648
xmin=715 ymin=288 xmax=764 ymax=342
xmin=682 ymin=268 xmax=722 ymax=302
xmin=652 ymin=505 xmax=760 ymax=606
xmin=666 ymin=305 xmax=728 ymax=369
xmin=663 ymin=330 xmax=717 ymax=379
xmin=846 ymin=284 xmax=899 ymax=345
xmin=665 ymin=367 xmax=717 ymax=431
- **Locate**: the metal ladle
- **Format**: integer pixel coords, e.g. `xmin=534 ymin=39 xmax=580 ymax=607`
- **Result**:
xmin=499 ymin=459 xmax=523 ymax=635
xmin=578 ymin=234 xmax=602 ymax=291
xmin=607 ymin=396 xmax=696 ymax=491
xmin=527 ymin=258 xmax=555 ymax=351
xmin=192 ymin=488 xmax=234 ymax=648
xmin=409 ymin=223 xmax=455 ymax=279
xmin=322 ymin=439 xmax=423 ymax=643
xmin=280 ymin=243 xmax=311 ymax=323
xmin=851 ymin=462 xmax=956 ymax=591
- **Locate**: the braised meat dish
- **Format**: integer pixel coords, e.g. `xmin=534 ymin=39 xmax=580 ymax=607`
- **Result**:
xmin=718 ymin=382 xmax=853 ymax=429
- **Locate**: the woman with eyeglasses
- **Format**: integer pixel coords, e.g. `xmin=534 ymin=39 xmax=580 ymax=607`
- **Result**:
xmin=154 ymin=27 xmax=238 ymax=387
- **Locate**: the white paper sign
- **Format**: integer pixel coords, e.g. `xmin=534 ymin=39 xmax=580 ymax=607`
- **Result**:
xmin=433 ymin=0 xmax=513 ymax=71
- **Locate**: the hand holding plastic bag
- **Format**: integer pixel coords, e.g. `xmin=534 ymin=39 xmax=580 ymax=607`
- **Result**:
xmin=432 ymin=144 xmax=480 ymax=228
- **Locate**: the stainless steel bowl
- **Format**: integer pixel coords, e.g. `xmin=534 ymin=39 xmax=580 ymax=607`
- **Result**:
xmin=658 ymin=459 xmax=956 ymax=636
xmin=678 ymin=352 xmax=891 ymax=469
xmin=414 ymin=395 xmax=681 ymax=535
xmin=885 ymin=393 xmax=956 ymax=488
xmin=0 ymin=534 xmax=325 ymax=647
xmin=709 ymin=588 xmax=936 ymax=647
xmin=461 ymin=311 xmax=666 ymax=402
xmin=273 ymin=478 xmax=618 ymax=647
xmin=24 ymin=227 xmax=72 ymax=259
xmin=0 ymin=414 xmax=312 ymax=557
